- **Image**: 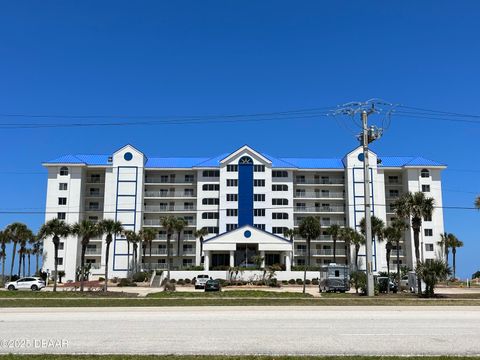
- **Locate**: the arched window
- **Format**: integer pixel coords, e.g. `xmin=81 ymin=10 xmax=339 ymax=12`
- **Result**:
xmin=420 ymin=169 xmax=430 ymax=178
xmin=59 ymin=167 xmax=69 ymax=176
xmin=239 ymin=156 xmax=253 ymax=165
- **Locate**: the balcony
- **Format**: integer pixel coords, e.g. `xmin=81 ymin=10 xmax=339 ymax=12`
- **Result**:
xmin=87 ymin=263 xmax=101 ymax=270
xmin=144 ymin=219 xmax=196 ymax=226
xmin=294 ymin=249 xmax=346 ymax=256
xmin=145 ymin=177 xmax=195 ymax=184
xmin=391 ymin=250 xmax=405 ymax=257
xmin=294 ymin=205 xmax=345 ymax=213
xmin=295 ymin=178 xmax=344 ymax=185
xmin=85 ymin=206 xmax=103 ymax=212
xmin=85 ymin=193 xmax=104 ymax=198
xmin=85 ymin=248 xmax=101 ymax=255
xmin=294 ymin=219 xmax=345 ymax=227
xmin=86 ymin=178 xmax=104 ymax=184
xmin=144 ymin=191 xmax=196 ymax=198
xmin=144 ymin=205 xmax=196 ymax=213
xmin=296 ymin=235 xmax=333 ymax=241
xmin=154 ymin=235 xmax=196 ymax=241
xmin=294 ymin=192 xmax=344 ymax=199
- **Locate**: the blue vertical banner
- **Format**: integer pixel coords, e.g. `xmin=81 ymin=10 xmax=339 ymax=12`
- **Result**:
xmin=238 ymin=156 xmax=254 ymax=227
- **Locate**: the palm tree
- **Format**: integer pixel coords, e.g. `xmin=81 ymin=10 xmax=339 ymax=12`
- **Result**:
xmin=32 ymin=235 xmax=43 ymax=275
xmin=298 ymin=216 xmax=321 ymax=294
xmin=25 ymin=248 xmax=32 ymax=276
xmin=439 ymin=232 xmax=452 ymax=264
xmin=383 ymin=218 xmax=408 ymax=284
xmin=393 ymin=191 xmax=435 ymax=294
xmin=449 ymin=234 xmax=463 ymax=280
xmin=98 ymin=219 xmax=123 ymax=291
xmin=161 ymin=215 xmax=177 ymax=280
xmin=124 ymin=230 xmax=141 ymax=273
xmin=350 ymin=230 xmax=366 ymax=270
xmin=71 ymin=220 xmax=100 ymax=292
xmin=139 ymin=228 xmax=157 ymax=269
xmin=416 ymin=259 xmax=451 ymax=297
xmin=339 ymin=227 xmax=355 ymax=268
xmin=0 ymin=230 xmax=10 ymax=285
xmin=359 ymin=216 xmax=385 ymax=242
xmin=38 ymin=219 xmax=71 ymax=292
xmin=194 ymin=227 xmax=209 ymax=265
xmin=325 ymin=224 xmax=341 ymax=264
xmin=174 ymin=218 xmax=187 ymax=259
xmin=283 ymin=228 xmax=297 ymax=267
xmin=6 ymin=223 xmax=31 ymax=278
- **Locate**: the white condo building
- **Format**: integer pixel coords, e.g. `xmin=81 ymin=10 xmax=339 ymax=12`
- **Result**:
xmin=42 ymin=144 xmax=446 ymax=281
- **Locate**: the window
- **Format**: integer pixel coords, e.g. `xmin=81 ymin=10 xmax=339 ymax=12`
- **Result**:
xmin=89 ymin=174 xmax=101 ymax=183
xmin=272 ymin=212 xmax=289 ymax=220
xmin=183 ymin=259 xmax=193 ymax=267
xmin=421 ymin=169 xmax=430 ymax=178
xmin=389 ymin=189 xmax=399 ymax=198
xmin=254 ymin=194 xmax=265 ymax=202
xmin=185 ymin=175 xmax=194 ymax=182
xmin=58 ymin=197 xmax=67 ymax=205
xmin=272 ymin=226 xmax=288 ymax=234
xmin=254 ymin=209 xmax=265 ymax=217
xmin=184 ymin=189 xmax=194 ymax=196
xmin=88 ymin=202 xmax=100 ymax=210
xmin=58 ymin=242 xmax=64 ymax=250
xmin=59 ymin=183 xmax=68 ymax=191
xmin=59 ymin=167 xmax=69 ymax=176
xmin=203 ymin=170 xmax=220 ymax=177
xmin=424 ymin=229 xmax=433 ymax=236
xmin=425 ymin=244 xmax=434 ymax=251
xmin=272 ymin=170 xmax=288 ymax=178
xmin=202 ymin=198 xmax=219 ymax=205
xmin=388 ymin=175 xmax=400 ymax=184
xmin=88 ymin=216 xmax=98 ymax=222
xmin=272 ymin=184 xmax=288 ymax=191
xmin=226 ymin=209 xmax=238 ymax=216
xmin=254 ymin=179 xmax=265 ymax=187
xmin=226 ymin=194 xmax=238 ymax=201
xmin=424 ymin=214 xmax=432 ymax=222
xmin=272 ymin=198 xmax=288 ymax=206
xmin=422 ymin=185 xmax=430 ymax=192
xmin=227 ymin=165 xmax=238 ymax=172
xmin=254 ymin=165 xmax=265 ymax=172
xmin=226 ymin=224 xmax=238 ymax=231
xmin=57 ymin=212 xmax=66 ymax=220
xmin=202 ymin=212 xmax=219 ymax=219
xmin=57 ymin=258 xmax=63 ymax=266
xmin=227 ymin=179 xmax=238 ymax=187
xmin=254 ymin=224 xmax=266 ymax=230
xmin=206 ymin=226 xmax=219 ymax=234
xmin=297 ymin=258 xmax=305 ymax=265
xmin=202 ymin=184 xmax=220 ymax=191
xmin=89 ymin=188 xmax=100 ymax=196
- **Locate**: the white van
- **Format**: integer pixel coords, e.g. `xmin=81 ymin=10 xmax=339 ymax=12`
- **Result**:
xmin=195 ymin=274 xmax=210 ymax=289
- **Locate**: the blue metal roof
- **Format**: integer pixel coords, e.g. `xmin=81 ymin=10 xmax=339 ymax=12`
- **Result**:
xmin=44 ymin=147 xmax=445 ymax=168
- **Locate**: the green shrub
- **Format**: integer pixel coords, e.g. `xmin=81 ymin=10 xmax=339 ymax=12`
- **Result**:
xmin=111 ymin=277 xmax=119 ymax=284
xmin=164 ymin=281 xmax=176 ymax=292
xmin=98 ymin=277 xmax=105 ymax=282
xmin=304 ymin=279 xmax=311 ymax=285
xmin=212 ymin=265 xmax=230 ymax=270
xmin=117 ymin=278 xmax=137 ymax=287
xmin=350 ymin=271 xmax=367 ymax=294
xmin=312 ymin=278 xmax=319 ymax=285
xmin=288 ymin=279 xmax=296 ymax=284
xmin=292 ymin=265 xmax=322 ymax=271
xmin=185 ymin=278 xmax=191 ymax=284
xmin=177 ymin=279 xmax=185 ymax=285
xmin=170 ymin=279 xmax=176 ymax=284
xmin=281 ymin=280 xmax=288 ymax=285
xmin=132 ymin=271 xmax=149 ymax=282
xmin=296 ymin=278 xmax=303 ymax=285
xmin=268 ymin=278 xmax=279 ymax=287
xmin=183 ymin=265 xmax=204 ymax=271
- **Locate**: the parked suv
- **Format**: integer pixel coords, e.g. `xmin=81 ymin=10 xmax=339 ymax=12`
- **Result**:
xmin=194 ymin=274 xmax=210 ymax=289
xmin=5 ymin=277 xmax=46 ymax=291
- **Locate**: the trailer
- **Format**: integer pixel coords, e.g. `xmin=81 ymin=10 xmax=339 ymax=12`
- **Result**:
xmin=319 ymin=264 xmax=350 ymax=292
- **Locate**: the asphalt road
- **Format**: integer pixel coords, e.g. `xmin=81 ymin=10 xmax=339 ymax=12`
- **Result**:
xmin=1 ymin=306 xmax=479 ymax=355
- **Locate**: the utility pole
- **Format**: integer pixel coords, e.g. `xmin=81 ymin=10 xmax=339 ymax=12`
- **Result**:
xmin=361 ymin=110 xmax=374 ymax=297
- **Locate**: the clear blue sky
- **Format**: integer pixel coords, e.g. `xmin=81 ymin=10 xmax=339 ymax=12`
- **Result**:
xmin=0 ymin=1 xmax=478 ymax=278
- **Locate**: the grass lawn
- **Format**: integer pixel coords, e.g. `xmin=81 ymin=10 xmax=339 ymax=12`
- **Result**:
xmin=1 ymin=356 xmax=480 ymax=360
xmin=146 ymin=290 xmax=313 ymax=298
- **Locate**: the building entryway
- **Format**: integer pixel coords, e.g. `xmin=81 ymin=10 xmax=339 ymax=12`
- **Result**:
xmin=235 ymin=244 xmax=258 ymax=267
xmin=211 ymin=253 xmax=230 ymax=268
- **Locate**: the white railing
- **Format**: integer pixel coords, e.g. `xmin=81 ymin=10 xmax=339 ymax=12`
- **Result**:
xmin=145 ymin=177 xmax=195 ymax=184
xmin=86 ymin=193 xmax=104 ymax=198
xmin=141 ymin=263 xmax=168 ymax=270
xmin=294 ymin=249 xmax=346 ymax=256
xmin=294 ymin=192 xmax=344 ymax=199
xmin=294 ymin=219 xmax=345 ymax=226
xmin=88 ymin=263 xmax=101 ymax=269
xmin=294 ymin=206 xmax=345 ymax=213
xmin=296 ymin=235 xmax=333 ymax=241
xmin=154 ymin=235 xmax=196 ymax=241
xmin=86 ymin=178 xmax=104 ymax=184
xmin=144 ymin=205 xmax=196 ymax=212
xmin=144 ymin=219 xmax=196 ymax=226
xmin=144 ymin=191 xmax=196 ymax=198
xmin=295 ymin=178 xmax=344 ymax=185
xmin=391 ymin=250 xmax=405 ymax=257
xmin=85 ymin=249 xmax=101 ymax=255
xmin=86 ymin=207 xmax=103 ymax=212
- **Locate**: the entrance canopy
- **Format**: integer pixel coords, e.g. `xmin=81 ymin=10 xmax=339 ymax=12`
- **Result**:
xmin=203 ymin=225 xmax=293 ymax=252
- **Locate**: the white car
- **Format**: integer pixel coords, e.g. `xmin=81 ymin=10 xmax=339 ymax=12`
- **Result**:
xmin=5 ymin=277 xmax=46 ymax=291
xmin=194 ymin=274 xmax=210 ymax=289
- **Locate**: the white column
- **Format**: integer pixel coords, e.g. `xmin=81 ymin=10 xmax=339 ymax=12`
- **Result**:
xmin=204 ymin=251 xmax=210 ymax=271
xmin=260 ymin=251 xmax=265 ymax=268
xmin=285 ymin=252 xmax=291 ymax=272
xmin=229 ymin=251 xmax=235 ymax=267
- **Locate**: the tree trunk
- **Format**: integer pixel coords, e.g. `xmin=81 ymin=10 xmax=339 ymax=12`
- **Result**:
xmin=1 ymin=245 xmax=5 ymax=284
xmin=355 ymin=246 xmax=359 ymax=271
xmin=413 ymin=227 xmax=422 ymax=295
xmin=104 ymin=235 xmax=112 ymax=292
xmin=396 ymin=240 xmax=401 ymax=285
xmin=452 ymin=248 xmax=456 ymax=280
xmin=149 ymin=241 xmax=152 ymax=268
xmin=27 ymin=254 xmax=31 ymax=276
xmin=10 ymin=243 xmax=17 ymax=277
xmin=18 ymin=249 xmax=23 ymax=277
xmin=199 ymin=237 xmax=204 ymax=264
xmin=386 ymin=250 xmax=391 ymax=294
xmin=177 ymin=232 xmax=182 ymax=258
xmin=53 ymin=238 xmax=59 ymax=292
xmin=166 ymin=233 xmax=171 ymax=280
xmin=303 ymin=238 xmax=310 ymax=294
xmin=36 ymin=252 xmax=39 ymax=275
xmin=80 ymin=244 xmax=86 ymax=292
xmin=333 ymin=236 xmax=337 ymax=263
xmin=22 ymin=253 xmax=26 ymax=277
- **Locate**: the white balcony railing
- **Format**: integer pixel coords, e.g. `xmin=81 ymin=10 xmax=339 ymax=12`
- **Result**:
xmin=294 ymin=206 xmax=345 ymax=213
xmin=144 ymin=205 xmax=196 ymax=212
xmin=294 ymin=192 xmax=344 ymax=199
xmin=144 ymin=191 xmax=196 ymax=198
xmin=294 ymin=219 xmax=345 ymax=227
xmin=85 ymin=249 xmax=101 ymax=255
xmin=295 ymin=249 xmax=346 ymax=256
xmin=145 ymin=177 xmax=195 ymax=184
xmin=144 ymin=219 xmax=196 ymax=226
xmin=295 ymin=178 xmax=344 ymax=185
